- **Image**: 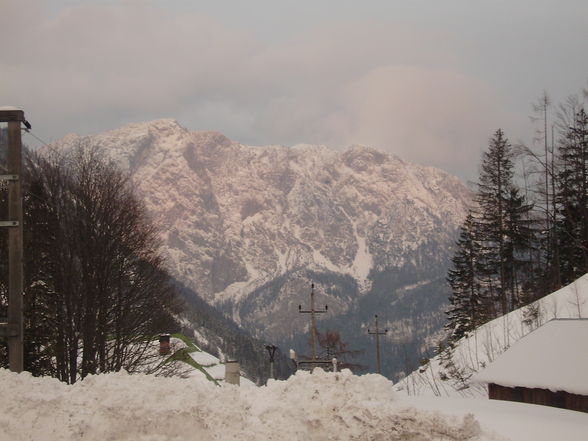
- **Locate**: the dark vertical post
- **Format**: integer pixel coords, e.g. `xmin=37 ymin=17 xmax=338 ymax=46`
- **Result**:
xmin=0 ymin=108 xmax=25 ymax=373
xmin=265 ymin=344 xmax=277 ymax=380
xmin=309 ymin=284 xmax=317 ymax=358
xmin=368 ymin=314 xmax=387 ymax=374
xmin=299 ymin=283 xmax=328 ymax=359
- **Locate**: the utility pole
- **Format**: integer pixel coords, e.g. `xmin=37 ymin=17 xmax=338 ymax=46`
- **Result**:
xmin=298 ymin=283 xmax=328 ymax=359
xmin=368 ymin=314 xmax=387 ymax=374
xmin=0 ymin=108 xmax=28 ymax=373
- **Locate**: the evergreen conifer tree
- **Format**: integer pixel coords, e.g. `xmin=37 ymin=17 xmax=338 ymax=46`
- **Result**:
xmin=475 ymin=129 xmax=516 ymax=315
xmin=503 ymin=187 xmax=536 ymax=308
xmin=446 ymin=129 xmax=535 ymax=337
xmin=556 ymin=108 xmax=588 ymax=283
xmin=446 ymin=213 xmax=486 ymax=342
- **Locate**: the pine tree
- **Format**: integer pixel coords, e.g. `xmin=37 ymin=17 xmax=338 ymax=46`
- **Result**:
xmin=446 ymin=213 xmax=486 ymax=342
xmin=448 ymin=129 xmax=535 ymax=329
xmin=556 ymin=108 xmax=588 ymax=283
xmin=503 ymin=187 xmax=536 ymax=307
xmin=475 ymin=129 xmax=517 ymax=315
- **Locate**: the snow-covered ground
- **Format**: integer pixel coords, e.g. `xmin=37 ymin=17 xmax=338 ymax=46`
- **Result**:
xmin=1 ymin=367 xmax=587 ymax=441
xmin=396 ymin=274 xmax=588 ymax=397
xmin=402 ymin=395 xmax=588 ymax=441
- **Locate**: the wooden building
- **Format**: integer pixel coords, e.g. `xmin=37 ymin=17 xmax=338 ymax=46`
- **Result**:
xmin=472 ymin=319 xmax=588 ymax=413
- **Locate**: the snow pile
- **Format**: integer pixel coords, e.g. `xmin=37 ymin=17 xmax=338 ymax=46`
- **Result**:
xmin=249 ymin=370 xmax=482 ymax=441
xmin=0 ymin=368 xmax=498 ymax=441
xmin=397 ymin=274 xmax=588 ymax=397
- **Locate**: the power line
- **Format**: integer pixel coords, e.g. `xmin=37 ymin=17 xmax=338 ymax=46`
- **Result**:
xmin=23 ymin=129 xmax=53 ymax=149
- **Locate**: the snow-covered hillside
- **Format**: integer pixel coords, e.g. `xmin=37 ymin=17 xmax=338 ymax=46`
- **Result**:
xmin=396 ymin=274 xmax=588 ymax=397
xmin=48 ymin=119 xmax=471 ymax=377
xmin=2 ymin=367 xmax=587 ymax=441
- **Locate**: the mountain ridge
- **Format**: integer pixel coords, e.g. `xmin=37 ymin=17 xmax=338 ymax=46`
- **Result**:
xmin=49 ymin=118 xmax=471 ymax=377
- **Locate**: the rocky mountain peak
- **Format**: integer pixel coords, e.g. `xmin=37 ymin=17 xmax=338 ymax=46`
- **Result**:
xmin=47 ymin=120 xmax=472 ymax=378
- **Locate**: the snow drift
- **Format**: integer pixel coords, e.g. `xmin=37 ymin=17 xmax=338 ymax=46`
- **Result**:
xmin=0 ymin=368 xmax=493 ymax=441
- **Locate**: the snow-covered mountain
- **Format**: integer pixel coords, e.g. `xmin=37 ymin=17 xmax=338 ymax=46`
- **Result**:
xmin=49 ymin=119 xmax=471 ymax=377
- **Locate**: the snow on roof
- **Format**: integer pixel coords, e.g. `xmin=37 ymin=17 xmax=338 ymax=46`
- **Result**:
xmin=189 ymin=350 xmax=219 ymax=367
xmin=397 ymin=274 xmax=588 ymax=398
xmin=472 ymin=319 xmax=588 ymax=395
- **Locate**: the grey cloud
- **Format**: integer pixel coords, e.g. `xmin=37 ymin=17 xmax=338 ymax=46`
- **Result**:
xmin=1 ymin=0 xmax=577 ymax=180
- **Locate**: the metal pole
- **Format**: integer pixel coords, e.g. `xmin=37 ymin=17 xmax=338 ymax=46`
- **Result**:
xmin=368 ymin=314 xmax=387 ymax=374
xmin=1 ymin=109 xmax=25 ymax=373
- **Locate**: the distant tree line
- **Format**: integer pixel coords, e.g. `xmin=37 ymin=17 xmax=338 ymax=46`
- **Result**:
xmin=0 ymin=142 xmax=182 ymax=382
xmin=446 ymin=85 xmax=588 ymax=343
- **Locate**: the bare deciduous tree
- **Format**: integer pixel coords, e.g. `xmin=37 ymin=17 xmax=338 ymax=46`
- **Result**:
xmin=1 ymin=143 xmax=182 ymax=382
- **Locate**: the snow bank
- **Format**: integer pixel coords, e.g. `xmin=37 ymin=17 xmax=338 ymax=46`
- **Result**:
xmin=0 ymin=368 xmax=498 ymax=441
xmin=401 ymin=395 xmax=588 ymax=441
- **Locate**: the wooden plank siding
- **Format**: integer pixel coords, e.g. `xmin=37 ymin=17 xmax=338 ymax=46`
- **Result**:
xmin=489 ymin=383 xmax=588 ymax=413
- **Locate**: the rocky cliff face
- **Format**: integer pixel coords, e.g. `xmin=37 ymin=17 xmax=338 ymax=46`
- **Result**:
xmin=51 ymin=119 xmax=471 ymax=378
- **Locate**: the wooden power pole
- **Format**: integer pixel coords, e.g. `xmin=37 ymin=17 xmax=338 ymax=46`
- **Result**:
xmin=298 ymin=283 xmax=328 ymax=359
xmin=0 ymin=108 xmax=27 ymax=373
xmin=368 ymin=314 xmax=387 ymax=374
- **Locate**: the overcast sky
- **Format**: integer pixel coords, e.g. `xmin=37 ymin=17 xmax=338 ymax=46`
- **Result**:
xmin=2 ymin=0 xmax=588 ymax=180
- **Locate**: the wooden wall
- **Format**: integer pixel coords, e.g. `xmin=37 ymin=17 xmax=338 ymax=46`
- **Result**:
xmin=489 ymin=383 xmax=588 ymax=413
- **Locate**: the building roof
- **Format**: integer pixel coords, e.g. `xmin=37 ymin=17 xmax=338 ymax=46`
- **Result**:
xmin=472 ymin=319 xmax=588 ymax=395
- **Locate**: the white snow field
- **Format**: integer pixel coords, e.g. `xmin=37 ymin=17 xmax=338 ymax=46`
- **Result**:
xmin=396 ymin=274 xmax=588 ymax=398
xmin=1 ymin=367 xmax=587 ymax=441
